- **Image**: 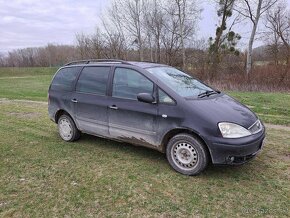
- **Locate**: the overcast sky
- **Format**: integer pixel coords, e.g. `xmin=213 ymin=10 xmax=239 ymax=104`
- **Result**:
xmin=0 ymin=0 xmax=108 ymax=53
xmin=0 ymin=0 xmax=289 ymax=54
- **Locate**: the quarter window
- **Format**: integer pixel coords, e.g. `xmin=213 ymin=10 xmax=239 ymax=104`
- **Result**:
xmin=51 ymin=67 xmax=81 ymax=91
xmin=159 ymin=89 xmax=175 ymax=104
xmin=112 ymin=68 xmax=153 ymax=100
xmin=76 ymin=67 xmax=110 ymax=95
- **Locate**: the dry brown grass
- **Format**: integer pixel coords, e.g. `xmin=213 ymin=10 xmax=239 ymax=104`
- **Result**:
xmin=192 ymin=64 xmax=290 ymax=92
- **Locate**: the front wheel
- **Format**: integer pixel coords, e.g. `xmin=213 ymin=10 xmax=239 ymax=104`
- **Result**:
xmin=58 ymin=114 xmax=80 ymax=142
xmin=166 ymin=134 xmax=209 ymax=175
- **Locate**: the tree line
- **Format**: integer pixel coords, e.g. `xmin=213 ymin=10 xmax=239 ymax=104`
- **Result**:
xmin=0 ymin=0 xmax=289 ymax=84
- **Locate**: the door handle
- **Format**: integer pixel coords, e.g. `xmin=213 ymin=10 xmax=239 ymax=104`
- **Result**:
xmin=71 ymin=99 xmax=78 ymax=103
xmin=109 ymin=105 xmax=118 ymax=110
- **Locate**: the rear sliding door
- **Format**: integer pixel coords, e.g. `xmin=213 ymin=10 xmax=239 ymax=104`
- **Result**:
xmin=73 ymin=66 xmax=111 ymax=137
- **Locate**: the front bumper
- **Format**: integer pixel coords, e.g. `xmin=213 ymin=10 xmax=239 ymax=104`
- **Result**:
xmin=206 ymin=128 xmax=266 ymax=165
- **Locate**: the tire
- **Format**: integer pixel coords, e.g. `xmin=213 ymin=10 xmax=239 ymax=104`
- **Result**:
xmin=166 ymin=133 xmax=209 ymax=175
xmin=57 ymin=114 xmax=80 ymax=142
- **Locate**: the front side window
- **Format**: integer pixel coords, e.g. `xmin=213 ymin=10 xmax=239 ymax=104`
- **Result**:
xmin=76 ymin=67 xmax=110 ymax=95
xmin=112 ymin=68 xmax=153 ymax=100
xmin=51 ymin=67 xmax=81 ymax=91
xmin=147 ymin=67 xmax=213 ymax=98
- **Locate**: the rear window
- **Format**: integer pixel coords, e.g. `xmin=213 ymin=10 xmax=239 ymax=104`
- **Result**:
xmin=51 ymin=67 xmax=81 ymax=91
xmin=76 ymin=67 xmax=110 ymax=95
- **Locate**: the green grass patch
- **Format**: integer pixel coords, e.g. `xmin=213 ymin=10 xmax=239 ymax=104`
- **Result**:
xmin=229 ymin=91 xmax=290 ymax=126
xmin=0 ymin=75 xmax=52 ymax=101
xmin=0 ymin=67 xmax=57 ymax=101
xmin=0 ymin=101 xmax=289 ymax=217
xmin=0 ymin=67 xmax=57 ymax=77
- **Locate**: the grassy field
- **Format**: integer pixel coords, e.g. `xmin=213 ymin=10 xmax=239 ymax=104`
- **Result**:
xmin=0 ymin=101 xmax=289 ymax=217
xmin=0 ymin=67 xmax=289 ymax=126
xmin=228 ymin=91 xmax=290 ymax=126
xmin=0 ymin=67 xmax=57 ymax=77
xmin=0 ymin=67 xmax=56 ymax=101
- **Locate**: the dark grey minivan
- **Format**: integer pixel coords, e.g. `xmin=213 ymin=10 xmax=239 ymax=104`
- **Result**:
xmin=48 ymin=59 xmax=265 ymax=175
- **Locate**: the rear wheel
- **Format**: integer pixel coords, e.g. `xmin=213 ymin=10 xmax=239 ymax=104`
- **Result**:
xmin=58 ymin=114 xmax=80 ymax=142
xmin=166 ymin=133 xmax=209 ymax=175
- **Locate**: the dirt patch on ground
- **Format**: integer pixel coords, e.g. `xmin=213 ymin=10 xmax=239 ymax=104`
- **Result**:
xmin=282 ymin=153 xmax=290 ymax=161
xmin=0 ymin=76 xmax=41 ymax=79
xmin=8 ymin=112 xmax=41 ymax=119
xmin=265 ymin=124 xmax=290 ymax=131
xmin=269 ymin=148 xmax=290 ymax=162
xmin=0 ymin=98 xmax=47 ymax=105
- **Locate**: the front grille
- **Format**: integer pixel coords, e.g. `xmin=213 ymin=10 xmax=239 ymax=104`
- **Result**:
xmin=248 ymin=120 xmax=263 ymax=134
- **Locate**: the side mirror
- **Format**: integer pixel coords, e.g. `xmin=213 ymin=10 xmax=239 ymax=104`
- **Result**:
xmin=137 ymin=93 xmax=155 ymax=104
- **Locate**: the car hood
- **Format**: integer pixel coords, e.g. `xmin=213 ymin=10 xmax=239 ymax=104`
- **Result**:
xmin=186 ymin=93 xmax=258 ymax=128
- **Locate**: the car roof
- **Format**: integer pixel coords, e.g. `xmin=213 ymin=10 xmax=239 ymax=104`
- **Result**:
xmin=127 ymin=61 xmax=167 ymax=69
xmin=63 ymin=59 xmax=168 ymax=69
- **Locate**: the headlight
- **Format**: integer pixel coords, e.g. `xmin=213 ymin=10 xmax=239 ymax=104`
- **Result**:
xmin=218 ymin=122 xmax=251 ymax=138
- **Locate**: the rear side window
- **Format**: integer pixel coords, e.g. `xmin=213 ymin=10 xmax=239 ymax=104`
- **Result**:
xmin=76 ymin=67 xmax=110 ymax=95
xmin=112 ymin=68 xmax=153 ymax=100
xmin=51 ymin=67 xmax=81 ymax=91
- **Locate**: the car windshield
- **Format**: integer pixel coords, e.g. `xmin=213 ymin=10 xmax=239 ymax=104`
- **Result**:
xmin=147 ymin=67 xmax=214 ymax=97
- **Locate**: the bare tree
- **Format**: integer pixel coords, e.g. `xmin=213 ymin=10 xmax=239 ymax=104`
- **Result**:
xmin=76 ymin=33 xmax=91 ymax=59
xmin=161 ymin=2 xmax=182 ymax=65
xmin=0 ymin=54 xmax=5 ymax=66
xmin=173 ymin=0 xmax=199 ymax=69
xmin=101 ymin=1 xmax=128 ymax=59
xmin=236 ymin=0 xmax=278 ymax=74
xmin=175 ymin=0 xmax=187 ymax=69
xmin=90 ymin=29 xmax=105 ymax=59
xmin=263 ymin=8 xmax=281 ymax=65
xmin=109 ymin=0 xmax=147 ymax=61
xmin=158 ymin=0 xmax=200 ymax=67
xmin=266 ymin=2 xmax=290 ymax=62
xmin=145 ymin=0 xmax=164 ymax=62
xmin=265 ymin=30 xmax=280 ymax=65
xmin=1 ymin=44 xmax=78 ymax=67
xmin=265 ymin=1 xmax=290 ymax=83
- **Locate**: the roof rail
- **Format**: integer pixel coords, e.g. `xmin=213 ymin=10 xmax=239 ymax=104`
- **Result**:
xmin=64 ymin=59 xmax=132 ymax=66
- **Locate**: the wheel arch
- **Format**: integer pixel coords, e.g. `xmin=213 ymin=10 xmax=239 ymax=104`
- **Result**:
xmin=55 ymin=109 xmax=74 ymax=124
xmin=161 ymin=128 xmax=212 ymax=163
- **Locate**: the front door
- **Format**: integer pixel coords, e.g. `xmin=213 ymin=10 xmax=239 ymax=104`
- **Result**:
xmin=108 ymin=67 xmax=158 ymax=147
xmin=73 ymin=66 xmax=111 ymax=137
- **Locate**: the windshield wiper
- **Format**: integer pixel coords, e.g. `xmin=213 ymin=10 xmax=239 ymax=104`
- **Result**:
xmin=198 ymin=90 xmax=220 ymax=98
